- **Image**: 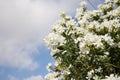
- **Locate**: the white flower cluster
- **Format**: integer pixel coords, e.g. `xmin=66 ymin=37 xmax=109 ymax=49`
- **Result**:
xmin=87 ymin=70 xmax=120 ymax=80
xmin=102 ymin=74 xmax=120 ymax=80
xmin=87 ymin=68 xmax=102 ymax=80
xmin=44 ymin=32 xmax=66 ymax=56
xmin=45 ymin=0 xmax=120 ymax=80
xmin=45 ymin=72 xmax=59 ymax=80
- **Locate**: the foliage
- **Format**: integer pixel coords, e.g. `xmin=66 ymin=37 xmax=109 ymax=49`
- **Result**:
xmin=44 ymin=0 xmax=120 ymax=80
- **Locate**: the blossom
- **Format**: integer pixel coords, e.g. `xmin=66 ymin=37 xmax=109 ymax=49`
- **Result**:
xmin=105 ymin=0 xmax=111 ymax=3
xmin=80 ymin=1 xmax=87 ymax=7
xmin=45 ymin=72 xmax=59 ymax=80
xmin=101 ymin=34 xmax=114 ymax=46
xmin=102 ymin=74 xmax=120 ymax=80
xmin=45 ymin=0 xmax=120 ymax=79
xmin=87 ymin=70 xmax=95 ymax=79
xmin=46 ymin=63 xmax=53 ymax=72
xmin=44 ymin=33 xmax=65 ymax=49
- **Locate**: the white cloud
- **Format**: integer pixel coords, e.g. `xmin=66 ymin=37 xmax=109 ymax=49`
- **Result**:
xmin=0 ymin=0 xmax=81 ymax=70
xmin=0 ymin=0 xmax=103 ymax=70
xmin=8 ymin=75 xmax=44 ymax=80
xmin=24 ymin=75 xmax=44 ymax=80
xmin=8 ymin=75 xmax=19 ymax=80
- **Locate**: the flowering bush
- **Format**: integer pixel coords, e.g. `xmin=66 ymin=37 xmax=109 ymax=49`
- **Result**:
xmin=44 ymin=0 xmax=120 ymax=80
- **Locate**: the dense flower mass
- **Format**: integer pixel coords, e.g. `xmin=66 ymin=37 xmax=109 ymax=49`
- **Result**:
xmin=45 ymin=0 xmax=120 ymax=80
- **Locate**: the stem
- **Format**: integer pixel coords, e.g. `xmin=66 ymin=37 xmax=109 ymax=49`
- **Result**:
xmin=104 ymin=63 xmax=120 ymax=69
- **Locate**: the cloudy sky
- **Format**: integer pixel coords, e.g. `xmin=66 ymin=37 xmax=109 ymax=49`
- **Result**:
xmin=0 ymin=0 xmax=104 ymax=80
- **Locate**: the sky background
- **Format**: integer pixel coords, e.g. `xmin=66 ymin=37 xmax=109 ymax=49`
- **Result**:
xmin=0 ymin=0 xmax=104 ymax=80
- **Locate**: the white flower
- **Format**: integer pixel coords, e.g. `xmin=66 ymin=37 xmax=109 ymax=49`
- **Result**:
xmin=87 ymin=70 xmax=95 ymax=79
xmin=66 ymin=19 xmax=75 ymax=27
xmin=46 ymin=63 xmax=53 ymax=72
xmin=50 ymin=49 xmax=60 ymax=56
xmin=71 ymin=78 xmax=75 ymax=80
xmin=88 ymin=21 xmax=99 ymax=31
xmin=45 ymin=0 xmax=120 ymax=79
xmin=78 ymin=18 xmax=89 ymax=27
xmin=44 ymin=32 xmax=66 ymax=56
xmin=63 ymin=70 xmax=71 ymax=75
xmin=80 ymin=1 xmax=87 ymax=7
xmin=76 ymin=7 xmax=86 ymax=20
xmin=54 ymin=61 xmax=61 ymax=68
xmin=79 ymin=33 xmax=104 ymax=54
xmin=95 ymin=67 xmax=102 ymax=73
xmin=101 ymin=34 xmax=114 ymax=46
xmin=60 ymin=11 xmax=66 ymax=18
xmin=93 ymin=75 xmax=101 ymax=80
xmin=44 ymin=33 xmax=66 ymax=50
xmin=45 ymin=72 xmax=59 ymax=80
xmin=104 ymin=52 xmax=109 ymax=55
xmin=102 ymin=74 xmax=120 ymax=80
xmin=107 ymin=7 xmax=120 ymax=17
xmin=52 ymin=24 xmax=65 ymax=34
xmin=98 ymin=3 xmax=112 ymax=10
xmin=105 ymin=0 xmax=111 ymax=3
xmin=79 ymin=41 xmax=90 ymax=54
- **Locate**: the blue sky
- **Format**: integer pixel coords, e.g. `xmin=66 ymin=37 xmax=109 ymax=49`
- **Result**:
xmin=0 ymin=0 xmax=104 ymax=80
